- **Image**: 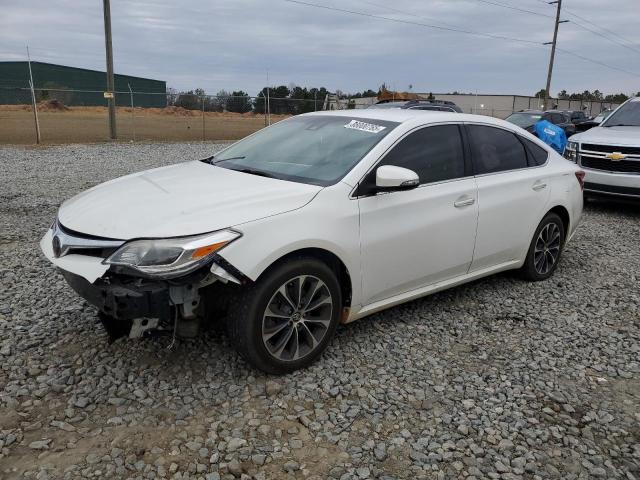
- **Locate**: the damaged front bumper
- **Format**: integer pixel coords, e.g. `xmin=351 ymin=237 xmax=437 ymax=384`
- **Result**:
xmin=40 ymin=228 xmax=248 ymax=338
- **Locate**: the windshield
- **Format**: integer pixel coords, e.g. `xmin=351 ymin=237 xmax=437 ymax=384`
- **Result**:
xmin=210 ymin=115 xmax=399 ymax=186
xmin=602 ymin=100 xmax=640 ymax=127
xmin=505 ymin=112 xmax=542 ymax=128
xmin=594 ymin=110 xmax=612 ymax=123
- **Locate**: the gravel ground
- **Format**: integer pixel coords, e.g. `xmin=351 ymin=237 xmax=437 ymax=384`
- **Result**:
xmin=0 ymin=143 xmax=639 ymax=480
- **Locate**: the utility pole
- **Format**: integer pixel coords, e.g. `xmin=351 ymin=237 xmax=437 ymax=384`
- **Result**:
xmin=103 ymin=0 xmax=117 ymax=139
xmin=543 ymin=0 xmax=568 ymax=110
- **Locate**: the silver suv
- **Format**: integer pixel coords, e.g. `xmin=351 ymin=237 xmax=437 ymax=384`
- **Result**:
xmin=565 ymin=97 xmax=640 ymax=199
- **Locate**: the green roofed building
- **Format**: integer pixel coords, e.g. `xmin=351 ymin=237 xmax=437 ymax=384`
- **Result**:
xmin=0 ymin=61 xmax=166 ymax=107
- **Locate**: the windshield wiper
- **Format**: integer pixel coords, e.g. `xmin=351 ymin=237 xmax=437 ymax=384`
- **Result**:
xmin=231 ymin=168 xmax=277 ymax=179
xmin=210 ymin=156 xmax=246 ymax=165
xmin=603 ymin=123 xmax=635 ymax=127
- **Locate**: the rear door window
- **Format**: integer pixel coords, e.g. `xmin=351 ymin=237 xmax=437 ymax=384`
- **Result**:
xmin=467 ymin=125 xmax=529 ymax=174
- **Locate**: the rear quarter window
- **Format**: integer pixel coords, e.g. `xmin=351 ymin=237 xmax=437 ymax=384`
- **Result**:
xmin=520 ymin=137 xmax=549 ymax=166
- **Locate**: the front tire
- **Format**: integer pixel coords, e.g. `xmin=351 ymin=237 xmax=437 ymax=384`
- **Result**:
xmin=226 ymin=257 xmax=342 ymax=374
xmin=520 ymin=212 xmax=565 ymax=281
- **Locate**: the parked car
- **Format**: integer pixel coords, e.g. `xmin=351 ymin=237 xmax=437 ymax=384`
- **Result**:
xmin=575 ymin=109 xmax=613 ymax=132
xmin=504 ymin=110 xmax=543 ymax=132
xmin=41 ymin=110 xmax=584 ymax=373
xmin=505 ymin=110 xmax=576 ymax=136
xmin=368 ymin=99 xmax=463 ymax=112
xmin=564 ymin=110 xmax=589 ymax=126
xmin=565 ymin=97 xmax=640 ymax=199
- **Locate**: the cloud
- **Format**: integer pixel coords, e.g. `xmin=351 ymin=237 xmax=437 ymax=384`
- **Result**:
xmin=0 ymin=0 xmax=638 ymax=96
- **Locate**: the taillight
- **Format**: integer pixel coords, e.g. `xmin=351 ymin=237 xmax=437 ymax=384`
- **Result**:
xmin=575 ymin=170 xmax=585 ymax=191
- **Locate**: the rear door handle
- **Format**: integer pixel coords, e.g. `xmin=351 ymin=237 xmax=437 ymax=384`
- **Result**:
xmin=454 ymin=196 xmax=475 ymax=208
xmin=532 ymin=181 xmax=547 ymax=191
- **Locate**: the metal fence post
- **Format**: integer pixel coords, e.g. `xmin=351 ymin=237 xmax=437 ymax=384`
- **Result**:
xmin=201 ymin=95 xmax=205 ymax=141
xmin=128 ymin=83 xmax=136 ymax=142
xmin=26 ymin=46 xmax=41 ymax=144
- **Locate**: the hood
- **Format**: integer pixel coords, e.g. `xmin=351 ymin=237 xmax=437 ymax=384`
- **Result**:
xmin=570 ymin=125 xmax=640 ymax=145
xmin=58 ymin=161 xmax=322 ymax=239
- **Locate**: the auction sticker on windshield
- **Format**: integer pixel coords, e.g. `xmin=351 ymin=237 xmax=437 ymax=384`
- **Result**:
xmin=344 ymin=119 xmax=387 ymax=133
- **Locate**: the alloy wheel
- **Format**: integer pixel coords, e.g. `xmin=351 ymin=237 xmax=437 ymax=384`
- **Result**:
xmin=261 ymin=275 xmax=333 ymax=362
xmin=533 ymin=222 xmax=561 ymax=275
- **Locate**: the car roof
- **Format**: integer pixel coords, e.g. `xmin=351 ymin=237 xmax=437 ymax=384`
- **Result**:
xmin=370 ymin=100 xmax=458 ymax=109
xmin=303 ymin=109 xmax=436 ymax=123
xmin=374 ymin=101 xmax=410 ymax=106
xmin=302 ymin=109 xmax=515 ymax=128
xmin=513 ymin=110 xmax=543 ymax=115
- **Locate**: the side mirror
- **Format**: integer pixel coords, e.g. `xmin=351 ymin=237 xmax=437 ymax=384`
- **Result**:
xmin=375 ymin=165 xmax=419 ymax=191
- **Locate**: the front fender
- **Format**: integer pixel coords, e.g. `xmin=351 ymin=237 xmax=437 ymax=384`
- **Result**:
xmin=218 ymin=185 xmax=363 ymax=308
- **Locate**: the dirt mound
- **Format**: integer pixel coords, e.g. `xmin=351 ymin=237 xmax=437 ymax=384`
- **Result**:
xmin=37 ymin=99 xmax=70 ymax=112
xmin=160 ymin=106 xmax=196 ymax=116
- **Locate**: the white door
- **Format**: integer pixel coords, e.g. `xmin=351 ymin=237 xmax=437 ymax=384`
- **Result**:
xmin=358 ymin=124 xmax=478 ymax=305
xmin=466 ymin=124 xmax=551 ymax=271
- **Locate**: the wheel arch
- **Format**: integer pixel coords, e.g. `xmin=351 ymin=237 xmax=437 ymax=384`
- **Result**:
xmin=255 ymin=247 xmax=353 ymax=310
xmin=547 ymin=204 xmax=570 ymax=240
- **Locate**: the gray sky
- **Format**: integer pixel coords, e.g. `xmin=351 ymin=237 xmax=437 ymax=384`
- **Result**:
xmin=1 ymin=0 xmax=639 ymax=96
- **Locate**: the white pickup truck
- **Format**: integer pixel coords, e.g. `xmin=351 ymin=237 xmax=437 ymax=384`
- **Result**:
xmin=565 ymin=97 xmax=640 ymax=199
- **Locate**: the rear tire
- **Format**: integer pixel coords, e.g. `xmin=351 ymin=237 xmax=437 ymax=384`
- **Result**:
xmin=226 ymin=257 xmax=342 ymax=374
xmin=520 ymin=212 xmax=565 ymax=281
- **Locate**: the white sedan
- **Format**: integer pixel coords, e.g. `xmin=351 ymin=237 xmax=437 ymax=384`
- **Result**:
xmin=41 ymin=110 xmax=584 ymax=373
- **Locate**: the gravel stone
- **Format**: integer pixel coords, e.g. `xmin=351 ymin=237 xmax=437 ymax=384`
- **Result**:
xmin=0 ymin=143 xmax=638 ymax=480
xmin=29 ymin=440 xmax=51 ymax=450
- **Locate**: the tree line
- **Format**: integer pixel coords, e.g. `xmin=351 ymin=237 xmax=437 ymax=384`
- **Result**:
xmin=166 ymin=85 xmax=379 ymax=114
xmin=166 ymin=84 xmax=637 ymax=114
xmin=534 ymin=89 xmax=636 ymax=104
xmin=166 ymin=85 xmax=378 ymax=114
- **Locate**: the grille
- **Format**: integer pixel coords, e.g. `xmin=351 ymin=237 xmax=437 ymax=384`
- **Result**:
xmin=580 ymin=156 xmax=640 ymax=174
xmin=53 ymin=221 xmax=124 ymax=258
xmin=582 ymin=144 xmax=640 ymax=156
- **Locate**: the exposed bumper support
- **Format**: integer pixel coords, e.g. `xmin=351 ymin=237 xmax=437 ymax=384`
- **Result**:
xmin=40 ymin=226 xmax=253 ymax=338
xmin=61 ymin=270 xmax=173 ymax=321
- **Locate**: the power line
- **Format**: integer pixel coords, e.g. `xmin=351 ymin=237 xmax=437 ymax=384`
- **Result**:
xmin=471 ymin=0 xmax=553 ymax=18
xmin=564 ymin=10 xmax=640 ymax=54
xmin=531 ymin=0 xmax=640 ymax=54
xmin=568 ymin=18 xmax=640 ymax=56
xmin=556 ymin=47 xmax=640 ymax=78
xmin=472 ymin=0 xmax=640 ymax=56
xmin=356 ymin=0 xmax=469 ymax=31
xmin=284 ymin=0 xmax=640 ymax=78
xmin=285 ymin=0 xmax=541 ymax=45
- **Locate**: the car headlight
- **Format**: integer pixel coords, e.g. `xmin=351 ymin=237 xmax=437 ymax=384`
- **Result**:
xmin=564 ymin=141 xmax=579 ymax=162
xmin=104 ymin=229 xmax=241 ymax=278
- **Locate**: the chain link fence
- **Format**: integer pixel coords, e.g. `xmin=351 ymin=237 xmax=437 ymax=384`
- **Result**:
xmin=0 ymin=86 xmax=331 ymax=144
xmin=0 ymin=86 xmax=622 ymax=144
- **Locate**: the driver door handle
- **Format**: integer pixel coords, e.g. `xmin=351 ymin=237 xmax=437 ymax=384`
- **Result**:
xmin=454 ymin=196 xmax=475 ymax=208
xmin=532 ymin=181 xmax=547 ymax=191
